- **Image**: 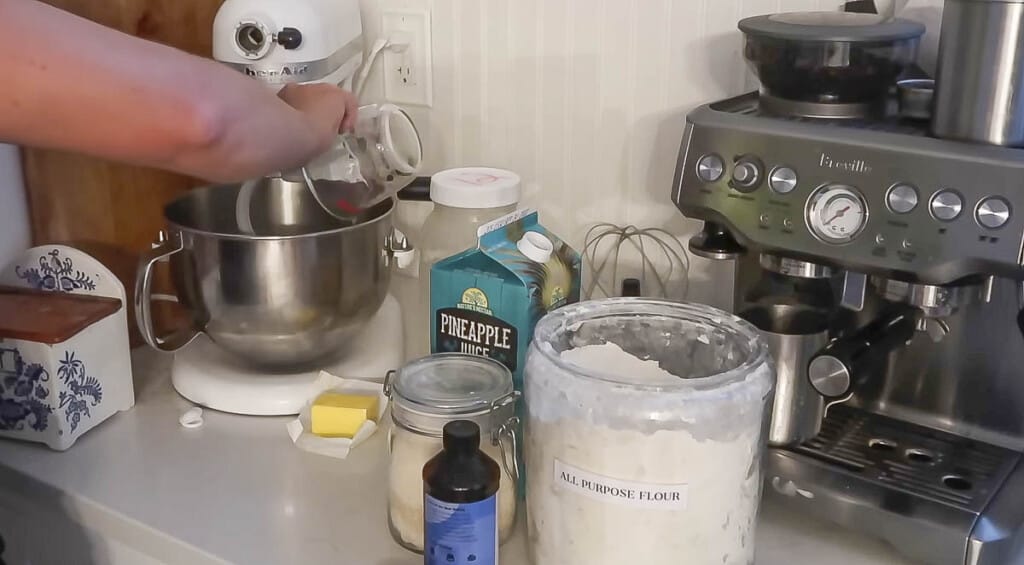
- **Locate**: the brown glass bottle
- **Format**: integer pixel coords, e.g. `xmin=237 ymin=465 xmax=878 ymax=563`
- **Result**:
xmin=422 ymin=420 xmax=500 ymax=565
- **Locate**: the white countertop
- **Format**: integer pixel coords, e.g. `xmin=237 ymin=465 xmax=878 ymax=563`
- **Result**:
xmin=0 ymin=350 xmax=916 ymax=565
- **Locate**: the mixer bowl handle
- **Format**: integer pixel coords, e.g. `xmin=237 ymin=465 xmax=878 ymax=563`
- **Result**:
xmin=134 ymin=231 xmax=199 ymax=352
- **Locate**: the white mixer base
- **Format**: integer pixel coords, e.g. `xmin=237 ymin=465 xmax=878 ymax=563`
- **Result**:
xmin=171 ymin=295 xmax=403 ymax=416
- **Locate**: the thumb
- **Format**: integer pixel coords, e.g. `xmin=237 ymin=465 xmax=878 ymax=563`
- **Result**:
xmin=340 ymin=92 xmax=359 ymax=132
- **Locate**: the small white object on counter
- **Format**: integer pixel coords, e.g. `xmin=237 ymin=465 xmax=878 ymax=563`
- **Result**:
xmin=178 ymin=407 xmax=203 ymax=429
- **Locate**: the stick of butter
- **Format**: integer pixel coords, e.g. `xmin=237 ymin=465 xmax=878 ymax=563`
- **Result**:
xmin=310 ymin=392 xmax=380 ymax=438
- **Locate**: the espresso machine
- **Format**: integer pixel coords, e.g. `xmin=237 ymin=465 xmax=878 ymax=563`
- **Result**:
xmin=674 ymin=7 xmax=1024 ymax=565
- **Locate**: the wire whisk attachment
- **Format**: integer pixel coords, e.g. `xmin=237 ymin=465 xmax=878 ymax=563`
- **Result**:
xmin=582 ymin=223 xmax=690 ymax=300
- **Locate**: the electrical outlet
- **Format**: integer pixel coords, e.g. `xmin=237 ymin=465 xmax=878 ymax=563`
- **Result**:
xmin=382 ymin=10 xmax=432 ymax=107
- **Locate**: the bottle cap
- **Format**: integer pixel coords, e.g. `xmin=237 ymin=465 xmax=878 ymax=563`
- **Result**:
xmin=517 ymin=231 xmax=553 ymax=263
xmin=443 ymin=420 xmax=482 ymax=454
xmin=621 ymin=278 xmax=641 ymax=297
xmin=430 ymin=167 xmax=521 ymax=209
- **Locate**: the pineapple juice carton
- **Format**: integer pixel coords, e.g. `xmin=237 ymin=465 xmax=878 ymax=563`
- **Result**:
xmin=430 ymin=209 xmax=582 ymax=391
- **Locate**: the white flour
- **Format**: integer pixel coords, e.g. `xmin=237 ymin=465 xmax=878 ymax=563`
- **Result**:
xmin=525 ymin=341 xmax=770 ymax=565
xmin=559 ymin=342 xmax=683 ymax=387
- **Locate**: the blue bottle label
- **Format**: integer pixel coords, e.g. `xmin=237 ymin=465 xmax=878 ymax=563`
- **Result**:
xmin=424 ymin=493 xmax=498 ymax=565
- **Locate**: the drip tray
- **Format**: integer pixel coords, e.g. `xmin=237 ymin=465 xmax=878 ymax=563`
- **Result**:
xmin=792 ymin=405 xmax=1020 ymax=512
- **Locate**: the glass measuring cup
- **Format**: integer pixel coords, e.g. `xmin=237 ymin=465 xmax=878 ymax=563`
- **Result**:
xmin=301 ymin=103 xmax=423 ymax=219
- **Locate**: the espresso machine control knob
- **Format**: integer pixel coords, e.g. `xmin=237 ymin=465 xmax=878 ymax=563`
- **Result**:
xmin=808 ymin=355 xmax=851 ymax=398
xmin=696 ymin=154 xmax=725 ymax=182
xmin=808 ymin=311 xmax=916 ymax=399
xmin=930 ymin=190 xmax=964 ymax=221
xmin=886 ymin=183 xmax=919 ymax=214
xmin=769 ymin=167 xmax=799 ymax=194
xmin=730 ymin=157 xmax=763 ymax=192
xmin=976 ymin=197 xmax=1011 ymax=229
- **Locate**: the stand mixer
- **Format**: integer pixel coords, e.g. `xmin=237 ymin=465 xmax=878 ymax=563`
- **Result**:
xmin=674 ymin=8 xmax=1024 ymax=565
xmin=136 ymin=0 xmax=411 ymax=416
xmin=212 ymin=0 xmax=363 ymax=89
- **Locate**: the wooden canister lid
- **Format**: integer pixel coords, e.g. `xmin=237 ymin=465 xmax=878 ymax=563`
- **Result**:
xmin=0 ymin=286 xmax=122 ymax=344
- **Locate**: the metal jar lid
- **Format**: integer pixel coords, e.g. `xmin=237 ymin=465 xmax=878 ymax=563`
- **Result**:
xmin=385 ymin=353 xmax=517 ymax=436
xmin=739 ymin=12 xmax=925 ymax=42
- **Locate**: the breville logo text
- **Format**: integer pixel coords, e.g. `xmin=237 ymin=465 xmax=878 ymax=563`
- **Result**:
xmin=819 ymin=153 xmax=872 ymax=174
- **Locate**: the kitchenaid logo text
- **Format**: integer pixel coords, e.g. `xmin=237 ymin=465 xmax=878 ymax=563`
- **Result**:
xmin=819 ymin=153 xmax=872 ymax=174
xmin=554 ymin=460 xmax=688 ymax=511
xmin=244 ymin=65 xmax=310 ymax=80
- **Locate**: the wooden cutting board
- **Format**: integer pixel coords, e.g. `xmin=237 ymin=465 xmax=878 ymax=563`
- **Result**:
xmin=22 ymin=0 xmax=223 ymax=344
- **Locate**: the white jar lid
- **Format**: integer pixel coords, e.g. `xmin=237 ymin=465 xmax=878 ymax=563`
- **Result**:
xmin=430 ymin=167 xmax=521 ymax=209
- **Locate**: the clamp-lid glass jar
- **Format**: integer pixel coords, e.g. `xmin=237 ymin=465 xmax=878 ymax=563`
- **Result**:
xmin=385 ymin=353 xmax=519 ymax=553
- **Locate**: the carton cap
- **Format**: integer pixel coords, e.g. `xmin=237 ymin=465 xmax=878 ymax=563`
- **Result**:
xmin=517 ymin=231 xmax=553 ymax=263
xmin=430 ymin=167 xmax=522 ymax=209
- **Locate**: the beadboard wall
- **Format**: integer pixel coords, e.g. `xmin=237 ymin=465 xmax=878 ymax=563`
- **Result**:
xmin=361 ymin=0 xmax=943 ymax=303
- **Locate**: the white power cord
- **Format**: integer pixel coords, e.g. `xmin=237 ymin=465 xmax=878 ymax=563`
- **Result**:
xmin=354 ymin=33 xmax=412 ymax=98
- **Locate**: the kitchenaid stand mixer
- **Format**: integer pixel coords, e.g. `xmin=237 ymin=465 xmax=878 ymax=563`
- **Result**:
xmin=212 ymin=0 xmax=363 ymax=89
xmin=674 ymin=9 xmax=1024 ymax=565
xmin=134 ymin=0 xmax=414 ymax=416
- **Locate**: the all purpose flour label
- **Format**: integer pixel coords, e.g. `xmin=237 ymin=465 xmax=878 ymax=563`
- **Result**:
xmin=554 ymin=459 xmax=688 ymax=510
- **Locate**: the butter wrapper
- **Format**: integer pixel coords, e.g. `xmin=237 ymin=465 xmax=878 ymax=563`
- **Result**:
xmin=286 ymin=371 xmax=389 ymax=460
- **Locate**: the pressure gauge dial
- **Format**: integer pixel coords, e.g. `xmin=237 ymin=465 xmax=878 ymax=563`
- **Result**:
xmin=806 ymin=184 xmax=868 ymax=244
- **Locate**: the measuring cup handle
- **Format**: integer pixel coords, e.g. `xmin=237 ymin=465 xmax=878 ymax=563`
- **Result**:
xmin=134 ymin=231 xmax=198 ymax=352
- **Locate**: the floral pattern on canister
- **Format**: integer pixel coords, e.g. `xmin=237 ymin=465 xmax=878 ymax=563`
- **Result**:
xmin=0 ymin=347 xmax=54 ymax=432
xmin=57 ymin=352 xmax=103 ymax=433
xmin=16 ymin=249 xmax=97 ymax=292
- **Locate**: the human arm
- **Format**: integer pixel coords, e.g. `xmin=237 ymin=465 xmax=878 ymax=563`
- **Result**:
xmin=0 ymin=0 xmax=357 ymax=182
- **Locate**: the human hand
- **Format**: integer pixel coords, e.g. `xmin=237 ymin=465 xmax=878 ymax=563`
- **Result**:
xmin=277 ymin=83 xmax=359 ymax=146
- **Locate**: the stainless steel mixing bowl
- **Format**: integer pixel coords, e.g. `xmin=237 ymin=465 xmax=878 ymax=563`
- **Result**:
xmin=136 ymin=178 xmax=405 ymax=368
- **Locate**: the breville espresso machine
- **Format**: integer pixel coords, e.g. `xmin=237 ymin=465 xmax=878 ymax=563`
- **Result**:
xmin=674 ymin=8 xmax=1024 ymax=565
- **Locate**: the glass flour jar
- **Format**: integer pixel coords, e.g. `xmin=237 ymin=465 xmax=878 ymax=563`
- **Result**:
xmin=524 ymin=298 xmax=773 ymax=565
xmin=385 ymin=354 xmax=519 ymax=553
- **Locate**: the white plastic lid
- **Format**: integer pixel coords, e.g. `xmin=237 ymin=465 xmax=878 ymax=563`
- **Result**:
xmin=517 ymin=231 xmax=553 ymax=263
xmin=430 ymin=167 xmax=522 ymax=209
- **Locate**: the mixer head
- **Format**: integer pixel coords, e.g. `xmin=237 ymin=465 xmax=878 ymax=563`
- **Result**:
xmin=212 ymin=0 xmax=364 ymax=88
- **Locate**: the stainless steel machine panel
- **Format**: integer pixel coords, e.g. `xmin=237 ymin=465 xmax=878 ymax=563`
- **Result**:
xmin=673 ymin=94 xmax=1024 ymax=285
